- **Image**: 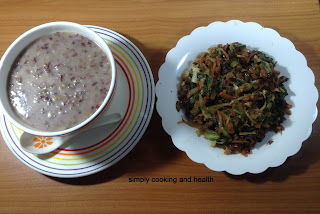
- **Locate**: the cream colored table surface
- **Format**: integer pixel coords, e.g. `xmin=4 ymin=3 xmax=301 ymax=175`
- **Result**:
xmin=0 ymin=0 xmax=319 ymax=213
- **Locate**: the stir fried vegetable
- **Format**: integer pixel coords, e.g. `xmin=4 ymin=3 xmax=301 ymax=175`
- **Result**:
xmin=176 ymin=43 xmax=291 ymax=156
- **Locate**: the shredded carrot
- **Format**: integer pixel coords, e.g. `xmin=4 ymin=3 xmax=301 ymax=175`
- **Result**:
xmin=260 ymin=69 xmax=267 ymax=78
xmin=228 ymin=80 xmax=238 ymax=85
xmin=224 ymin=52 xmax=230 ymax=61
xmin=273 ymin=70 xmax=281 ymax=75
xmin=218 ymin=92 xmax=233 ymax=100
xmin=211 ymin=63 xmax=216 ymax=72
xmin=215 ymin=58 xmax=221 ymax=73
xmin=178 ymin=118 xmax=202 ymax=129
xmin=195 ymin=118 xmax=203 ymax=125
xmin=232 ymin=140 xmax=250 ymax=143
xmin=252 ymin=97 xmax=264 ymax=101
xmin=280 ymin=125 xmax=284 ymax=131
xmin=223 ymin=44 xmax=228 ymax=51
xmin=241 ymin=151 xmax=248 ymax=157
xmin=214 ymin=66 xmax=219 ymax=74
xmin=241 ymin=148 xmax=250 ymax=156
xmin=226 ymin=108 xmax=236 ymax=117
xmin=227 ymin=122 xmax=235 ymax=134
xmin=241 ymin=96 xmax=251 ymax=101
xmin=254 ymin=123 xmax=261 ymax=129
xmin=236 ymin=73 xmax=244 ymax=79
xmin=205 ymin=59 xmax=212 ymax=67
xmin=236 ymin=64 xmax=242 ymax=69
xmin=248 ymin=53 xmax=255 ymax=60
xmin=194 ymin=101 xmax=199 ymax=110
xmin=217 ymin=58 xmax=221 ymax=68
xmin=203 ymin=97 xmax=210 ymax=104
xmin=217 ymin=110 xmax=228 ymax=124
xmin=197 ymin=79 xmax=201 ymax=88
xmin=249 ymin=71 xmax=259 ymax=75
xmin=258 ymin=83 xmax=268 ymax=91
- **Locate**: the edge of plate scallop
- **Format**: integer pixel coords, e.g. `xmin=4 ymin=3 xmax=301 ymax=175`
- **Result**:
xmin=156 ymin=20 xmax=318 ymax=175
xmin=0 ymin=26 xmax=155 ymax=178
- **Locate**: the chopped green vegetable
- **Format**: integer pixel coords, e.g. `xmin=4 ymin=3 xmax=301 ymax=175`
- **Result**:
xmin=189 ymin=91 xmax=200 ymax=104
xmin=230 ymin=60 xmax=239 ymax=68
xmin=205 ymin=132 xmax=220 ymax=140
xmin=234 ymin=44 xmax=246 ymax=48
xmin=239 ymin=131 xmax=256 ymax=135
xmin=207 ymin=77 xmax=214 ymax=87
xmin=211 ymin=141 xmax=217 ymax=147
xmin=232 ymin=109 xmax=242 ymax=115
xmin=197 ymin=74 xmax=207 ymax=79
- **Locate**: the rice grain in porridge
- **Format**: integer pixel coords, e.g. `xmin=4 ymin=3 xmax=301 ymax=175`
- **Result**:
xmin=8 ymin=32 xmax=112 ymax=132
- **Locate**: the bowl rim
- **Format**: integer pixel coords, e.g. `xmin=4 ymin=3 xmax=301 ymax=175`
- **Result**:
xmin=0 ymin=21 xmax=116 ymax=137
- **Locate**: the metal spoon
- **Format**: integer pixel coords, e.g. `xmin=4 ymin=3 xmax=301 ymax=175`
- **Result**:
xmin=19 ymin=113 xmax=121 ymax=154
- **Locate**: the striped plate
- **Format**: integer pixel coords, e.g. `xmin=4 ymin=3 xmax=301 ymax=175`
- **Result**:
xmin=0 ymin=26 xmax=155 ymax=178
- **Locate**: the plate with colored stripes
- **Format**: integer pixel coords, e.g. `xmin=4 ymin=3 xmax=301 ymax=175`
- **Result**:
xmin=0 ymin=26 xmax=155 ymax=178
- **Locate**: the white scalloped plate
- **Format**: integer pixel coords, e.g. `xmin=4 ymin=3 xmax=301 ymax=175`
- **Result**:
xmin=156 ymin=20 xmax=318 ymax=175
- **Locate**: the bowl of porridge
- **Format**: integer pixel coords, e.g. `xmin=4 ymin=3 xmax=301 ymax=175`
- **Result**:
xmin=0 ymin=22 xmax=116 ymax=137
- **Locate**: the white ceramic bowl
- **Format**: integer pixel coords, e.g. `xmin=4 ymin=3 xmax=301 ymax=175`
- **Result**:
xmin=156 ymin=20 xmax=318 ymax=175
xmin=0 ymin=21 xmax=116 ymax=137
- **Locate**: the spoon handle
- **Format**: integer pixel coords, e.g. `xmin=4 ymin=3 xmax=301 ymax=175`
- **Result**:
xmin=88 ymin=113 xmax=122 ymax=130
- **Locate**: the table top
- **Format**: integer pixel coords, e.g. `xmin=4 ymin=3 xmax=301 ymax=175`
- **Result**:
xmin=0 ymin=0 xmax=319 ymax=213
